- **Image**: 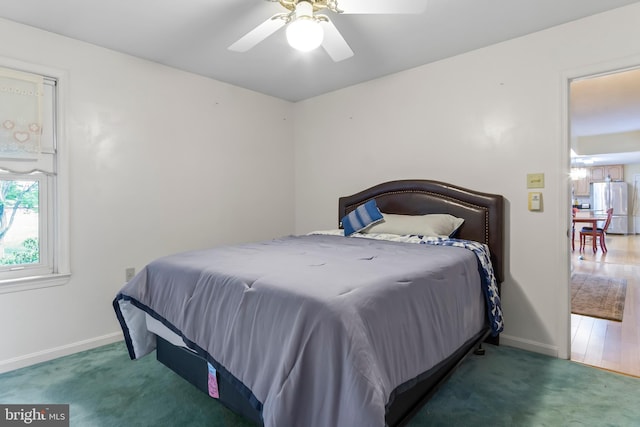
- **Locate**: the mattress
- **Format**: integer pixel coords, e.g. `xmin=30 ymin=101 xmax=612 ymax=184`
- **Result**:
xmin=145 ymin=313 xmax=187 ymax=349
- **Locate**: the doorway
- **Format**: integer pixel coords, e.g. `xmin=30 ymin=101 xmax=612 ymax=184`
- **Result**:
xmin=568 ymin=67 xmax=640 ymax=377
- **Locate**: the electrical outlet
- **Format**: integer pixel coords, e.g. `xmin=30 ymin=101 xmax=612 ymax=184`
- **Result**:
xmin=125 ymin=267 xmax=135 ymax=282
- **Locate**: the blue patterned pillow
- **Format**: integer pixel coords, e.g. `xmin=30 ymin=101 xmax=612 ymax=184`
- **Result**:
xmin=342 ymin=200 xmax=384 ymax=236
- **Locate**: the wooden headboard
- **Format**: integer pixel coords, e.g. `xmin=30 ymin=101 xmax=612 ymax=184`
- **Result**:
xmin=338 ymin=180 xmax=505 ymax=284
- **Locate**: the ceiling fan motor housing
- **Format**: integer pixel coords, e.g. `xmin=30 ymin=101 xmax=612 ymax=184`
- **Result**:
xmin=278 ymin=0 xmax=342 ymax=14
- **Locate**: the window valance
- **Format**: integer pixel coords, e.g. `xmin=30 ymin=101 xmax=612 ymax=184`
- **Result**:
xmin=0 ymin=67 xmax=44 ymax=158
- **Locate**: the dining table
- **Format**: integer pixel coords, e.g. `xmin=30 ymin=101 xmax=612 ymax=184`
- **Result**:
xmin=572 ymin=211 xmax=609 ymax=253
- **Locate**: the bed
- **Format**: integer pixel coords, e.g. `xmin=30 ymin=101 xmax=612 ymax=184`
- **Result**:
xmin=113 ymin=179 xmax=504 ymax=427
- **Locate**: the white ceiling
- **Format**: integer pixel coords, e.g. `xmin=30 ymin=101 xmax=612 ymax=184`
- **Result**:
xmin=571 ymin=68 xmax=640 ymax=166
xmin=1 ymin=0 xmax=639 ymax=164
xmin=571 ymin=68 xmax=640 ymax=137
xmin=572 ymin=151 xmax=640 ymax=167
xmin=1 ymin=0 xmax=639 ymax=103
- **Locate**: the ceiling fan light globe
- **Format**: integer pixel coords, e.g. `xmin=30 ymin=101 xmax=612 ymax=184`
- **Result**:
xmin=286 ymin=18 xmax=324 ymax=52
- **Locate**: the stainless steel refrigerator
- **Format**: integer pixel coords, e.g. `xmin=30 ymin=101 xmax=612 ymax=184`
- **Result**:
xmin=590 ymin=181 xmax=629 ymax=234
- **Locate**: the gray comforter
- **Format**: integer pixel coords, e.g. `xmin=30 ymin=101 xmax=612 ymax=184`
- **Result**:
xmin=114 ymin=234 xmax=487 ymax=427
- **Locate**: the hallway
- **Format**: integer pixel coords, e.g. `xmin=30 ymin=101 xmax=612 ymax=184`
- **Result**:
xmin=571 ymin=234 xmax=640 ymax=377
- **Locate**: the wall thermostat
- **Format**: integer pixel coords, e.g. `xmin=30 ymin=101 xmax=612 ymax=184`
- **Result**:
xmin=528 ymin=192 xmax=542 ymax=211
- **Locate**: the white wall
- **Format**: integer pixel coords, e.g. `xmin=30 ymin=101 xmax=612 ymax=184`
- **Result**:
xmin=0 ymin=18 xmax=294 ymax=372
xmin=293 ymin=4 xmax=640 ymax=357
xmin=3 ymin=3 xmax=640 ymax=372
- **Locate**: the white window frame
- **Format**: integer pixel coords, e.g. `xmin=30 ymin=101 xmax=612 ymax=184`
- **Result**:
xmin=0 ymin=58 xmax=70 ymax=294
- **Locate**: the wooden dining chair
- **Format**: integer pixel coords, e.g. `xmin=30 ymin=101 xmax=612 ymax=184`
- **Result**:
xmin=579 ymin=208 xmax=613 ymax=252
xmin=571 ymin=207 xmax=578 ymax=252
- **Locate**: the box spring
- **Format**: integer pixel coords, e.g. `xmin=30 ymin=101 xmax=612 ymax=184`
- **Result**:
xmin=156 ymin=327 xmax=490 ymax=427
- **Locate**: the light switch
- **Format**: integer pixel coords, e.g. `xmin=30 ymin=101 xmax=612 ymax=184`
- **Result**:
xmin=527 ymin=173 xmax=544 ymax=189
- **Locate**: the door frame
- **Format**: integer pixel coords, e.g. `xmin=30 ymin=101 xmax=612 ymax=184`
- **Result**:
xmin=560 ymin=55 xmax=640 ymax=359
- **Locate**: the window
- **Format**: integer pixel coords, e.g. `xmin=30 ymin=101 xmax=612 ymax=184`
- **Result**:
xmin=0 ymin=176 xmax=43 ymax=269
xmin=0 ymin=60 xmax=69 ymax=293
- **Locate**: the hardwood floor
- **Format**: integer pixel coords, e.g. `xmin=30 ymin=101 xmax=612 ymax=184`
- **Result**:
xmin=571 ymin=233 xmax=640 ymax=377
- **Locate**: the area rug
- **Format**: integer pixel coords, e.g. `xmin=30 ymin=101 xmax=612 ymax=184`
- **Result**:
xmin=571 ymin=273 xmax=627 ymax=321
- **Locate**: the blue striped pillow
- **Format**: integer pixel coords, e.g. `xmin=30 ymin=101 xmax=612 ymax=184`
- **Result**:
xmin=342 ymin=200 xmax=384 ymax=236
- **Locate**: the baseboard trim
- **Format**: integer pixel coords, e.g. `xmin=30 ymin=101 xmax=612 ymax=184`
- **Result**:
xmin=0 ymin=332 xmax=563 ymax=374
xmin=500 ymin=334 xmax=559 ymax=358
xmin=0 ymin=332 xmax=124 ymax=374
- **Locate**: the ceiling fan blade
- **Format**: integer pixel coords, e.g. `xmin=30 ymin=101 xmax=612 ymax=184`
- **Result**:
xmin=228 ymin=16 xmax=286 ymax=52
xmin=320 ymin=20 xmax=353 ymax=62
xmin=339 ymin=0 xmax=428 ymax=14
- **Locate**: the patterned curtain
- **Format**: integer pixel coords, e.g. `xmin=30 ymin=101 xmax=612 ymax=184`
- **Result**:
xmin=0 ymin=66 xmax=44 ymax=159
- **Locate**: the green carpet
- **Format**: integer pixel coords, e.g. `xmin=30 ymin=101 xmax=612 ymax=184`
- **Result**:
xmin=0 ymin=342 xmax=638 ymax=426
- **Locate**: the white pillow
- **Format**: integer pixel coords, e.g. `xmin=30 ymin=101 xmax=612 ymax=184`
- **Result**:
xmin=365 ymin=213 xmax=464 ymax=238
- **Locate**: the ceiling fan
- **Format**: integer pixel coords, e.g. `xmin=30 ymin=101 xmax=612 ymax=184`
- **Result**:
xmin=228 ymin=0 xmax=428 ymax=62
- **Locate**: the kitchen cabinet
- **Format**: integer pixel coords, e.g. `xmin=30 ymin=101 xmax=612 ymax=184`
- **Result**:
xmin=573 ymin=173 xmax=590 ymax=196
xmin=605 ymin=164 xmax=624 ymax=181
xmin=573 ymin=164 xmax=624 ymax=197
xmin=590 ymin=166 xmax=605 ymax=181
xmin=590 ymin=164 xmax=624 ymax=182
